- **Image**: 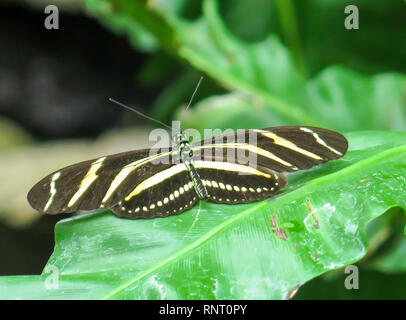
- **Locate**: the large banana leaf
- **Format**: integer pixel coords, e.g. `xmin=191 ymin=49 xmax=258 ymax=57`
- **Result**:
xmin=1 ymin=131 xmax=406 ymax=299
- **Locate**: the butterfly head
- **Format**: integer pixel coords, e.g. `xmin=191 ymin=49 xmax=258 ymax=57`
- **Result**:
xmin=172 ymin=130 xmax=186 ymax=146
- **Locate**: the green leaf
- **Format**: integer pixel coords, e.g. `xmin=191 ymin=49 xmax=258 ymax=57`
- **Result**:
xmin=370 ymin=238 xmax=406 ymax=273
xmin=1 ymin=131 xmax=406 ymax=299
xmin=207 ymin=0 xmax=406 ymax=75
xmin=172 ymin=0 xmax=406 ymax=131
xmin=297 ymin=0 xmax=406 ymax=75
xmin=85 ymin=0 xmax=406 ymax=131
xmin=182 ymin=67 xmax=406 ymax=133
xmin=179 ymin=92 xmax=288 ymax=130
xmin=83 ymin=0 xmax=170 ymax=52
xmin=150 ymin=69 xmax=226 ymax=123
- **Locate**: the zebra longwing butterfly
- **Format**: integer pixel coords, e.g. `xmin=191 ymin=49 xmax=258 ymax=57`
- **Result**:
xmin=27 ymin=126 xmax=348 ymax=219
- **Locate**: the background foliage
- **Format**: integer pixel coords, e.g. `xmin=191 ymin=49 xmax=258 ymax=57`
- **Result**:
xmin=0 ymin=0 xmax=405 ymax=299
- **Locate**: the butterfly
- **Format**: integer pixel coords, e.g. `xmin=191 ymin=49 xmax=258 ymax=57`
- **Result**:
xmin=27 ymin=125 xmax=348 ymax=219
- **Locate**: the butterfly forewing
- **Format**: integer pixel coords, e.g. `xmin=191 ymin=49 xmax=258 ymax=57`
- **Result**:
xmin=188 ymin=126 xmax=347 ymax=204
xmin=192 ymin=126 xmax=348 ymax=172
xmin=28 ymin=148 xmax=172 ymax=214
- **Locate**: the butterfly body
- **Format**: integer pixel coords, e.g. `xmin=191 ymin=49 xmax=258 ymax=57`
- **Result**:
xmin=27 ymin=126 xmax=348 ymax=219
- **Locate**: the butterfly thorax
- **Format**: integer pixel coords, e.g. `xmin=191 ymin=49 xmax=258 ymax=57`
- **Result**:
xmin=174 ymin=131 xmax=208 ymax=200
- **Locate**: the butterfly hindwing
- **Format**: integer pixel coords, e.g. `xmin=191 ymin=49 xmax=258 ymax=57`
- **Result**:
xmin=195 ymin=163 xmax=287 ymax=204
xmin=112 ymin=163 xmax=199 ymax=219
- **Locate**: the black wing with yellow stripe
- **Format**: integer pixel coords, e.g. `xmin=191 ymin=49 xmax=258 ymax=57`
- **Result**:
xmin=190 ymin=126 xmax=347 ymax=205
xmin=28 ymin=149 xmax=171 ymax=214
xmin=193 ymin=126 xmax=347 ymax=172
xmin=27 ymin=126 xmax=347 ymax=219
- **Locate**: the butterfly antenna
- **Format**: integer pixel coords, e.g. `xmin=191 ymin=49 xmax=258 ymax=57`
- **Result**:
xmin=185 ymin=76 xmax=203 ymax=112
xmin=109 ymin=98 xmax=172 ymax=130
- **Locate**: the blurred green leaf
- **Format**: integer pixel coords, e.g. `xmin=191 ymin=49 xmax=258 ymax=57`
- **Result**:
xmin=183 ymin=67 xmax=406 ymax=133
xmin=220 ymin=0 xmax=279 ymax=43
xmin=173 ymin=0 xmax=406 ymax=131
xmin=366 ymin=215 xmax=406 ymax=273
xmin=83 ymin=0 xmax=167 ymax=52
xmin=215 ymin=0 xmax=406 ymax=75
xmin=370 ymin=238 xmax=406 ymax=273
xmin=151 ymin=70 xmax=226 ymax=123
xmin=85 ymin=0 xmax=406 ymax=131
xmin=180 ymin=92 xmax=287 ymax=131
xmin=296 ymin=0 xmax=406 ymax=75
xmin=1 ymin=131 xmax=406 ymax=299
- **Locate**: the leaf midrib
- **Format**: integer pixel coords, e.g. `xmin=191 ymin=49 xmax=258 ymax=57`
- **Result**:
xmin=102 ymin=143 xmax=406 ymax=299
xmin=102 ymin=201 xmax=267 ymax=299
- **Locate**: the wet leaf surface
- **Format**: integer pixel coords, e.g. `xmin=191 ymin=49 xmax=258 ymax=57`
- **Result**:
xmin=1 ymin=131 xmax=406 ymax=299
